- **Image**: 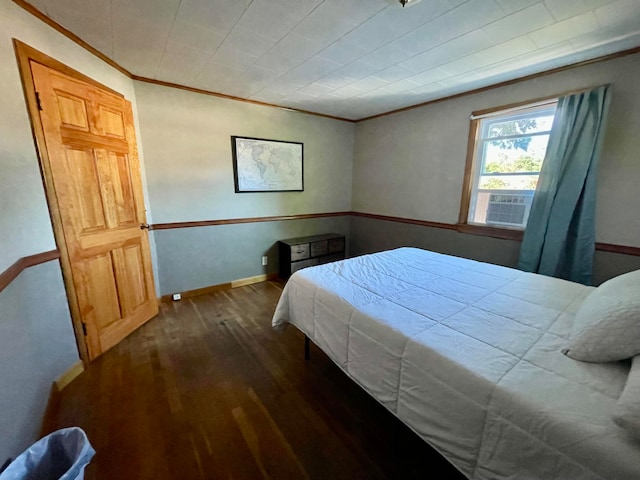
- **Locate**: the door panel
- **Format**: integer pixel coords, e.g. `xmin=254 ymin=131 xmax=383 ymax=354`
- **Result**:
xmin=62 ymin=148 xmax=106 ymax=232
xmin=31 ymin=60 xmax=157 ymax=360
xmin=55 ymin=92 xmax=89 ymax=130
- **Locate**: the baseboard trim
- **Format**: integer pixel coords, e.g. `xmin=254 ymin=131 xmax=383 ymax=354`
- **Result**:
xmin=231 ymin=273 xmax=272 ymax=288
xmin=55 ymin=360 xmax=84 ymax=391
xmin=160 ymin=272 xmax=280 ymax=302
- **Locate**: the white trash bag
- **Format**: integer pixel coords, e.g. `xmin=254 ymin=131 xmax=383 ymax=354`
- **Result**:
xmin=0 ymin=427 xmax=95 ymax=480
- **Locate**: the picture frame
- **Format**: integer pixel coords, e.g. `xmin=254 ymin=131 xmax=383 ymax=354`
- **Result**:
xmin=231 ymin=136 xmax=304 ymax=192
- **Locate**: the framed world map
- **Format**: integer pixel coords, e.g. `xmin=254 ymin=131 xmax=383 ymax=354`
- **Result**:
xmin=231 ymin=136 xmax=304 ymax=192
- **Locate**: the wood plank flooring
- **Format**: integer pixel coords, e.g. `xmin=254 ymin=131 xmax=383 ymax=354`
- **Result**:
xmin=44 ymin=281 xmax=466 ymax=479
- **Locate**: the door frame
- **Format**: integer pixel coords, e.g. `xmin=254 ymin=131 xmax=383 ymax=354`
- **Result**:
xmin=13 ymin=39 xmax=132 ymax=364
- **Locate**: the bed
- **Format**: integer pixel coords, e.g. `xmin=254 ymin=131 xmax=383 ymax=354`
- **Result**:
xmin=271 ymin=247 xmax=640 ymax=480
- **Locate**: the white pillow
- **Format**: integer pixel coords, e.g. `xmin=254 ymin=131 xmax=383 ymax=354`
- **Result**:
xmin=613 ymin=355 xmax=640 ymax=438
xmin=562 ymin=269 xmax=640 ymax=362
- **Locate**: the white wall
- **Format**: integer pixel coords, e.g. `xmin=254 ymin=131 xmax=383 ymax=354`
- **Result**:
xmin=353 ymin=51 xmax=640 ymax=248
xmin=134 ymin=81 xmax=354 ymax=223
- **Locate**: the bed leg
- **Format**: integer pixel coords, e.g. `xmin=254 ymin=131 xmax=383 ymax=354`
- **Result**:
xmin=304 ymin=335 xmax=310 ymax=360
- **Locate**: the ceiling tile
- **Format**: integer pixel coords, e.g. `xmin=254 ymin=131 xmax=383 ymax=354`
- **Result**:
xmin=483 ymin=3 xmax=556 ymax=44
xmin=285 ymin=57 xmax=341 ymax=86
xmin=175 ymin=0 xmax=252 ymax=33
xmin=348 ymin=75 xmax=389 ymax=92
xmin=266 ymin=0 xmax=324 ymax=18
xmin=296 ymin=83 xmax=335 ymax=97
xmin=594 ymin=0 xmax=640 ymax=28
xmin=254 ymin=51 xmax=302 ymax=72
xmin=113 ymin=0 xmax=180 ymax=25
xmin=155 ymin=51 xmax=208 ymax=84
xmin=396 ymin=0 xmax=506 ymax=56
xmin=320 ymin=0 xmax=387 ymax=26
xmin=472 ymin=41 xmax=575 ymax=77
xmin=191 ymin=61 xmax=244 ymax=90
xmin=374 ymin=64 xmax=418 ymax=83
xmin=332 ymin=84 xmax=369 ymax=98
xmin=314 ymin=74 xmax=358 ymax=90
xmin=112 ymin=23 xmax=168 ymax=76
xmin=290 ymin=4 xmax=359 ymax=46
xmin=254 ymin=81 xmax=302 ymax=97
xmin=529 ymin=11 xmax=600 ymax=47
xmin=329 ymin=61 xmax=379 ymax=82
xmin=494 ymin=0 xmax=543 ymax=14
xmin=317 ymin=38 xmax=371 ymax=65
xmin=571 ymin=25 xmax=640 ymax=51
xmin=236 ymin=0 xmax=307 ymax=41
xmin=407 ymin=68 xmax=452 ymax=86
xmin=210 ymin=45 xmax=259 ymax=70
xmin=167 ymin=17 xmax=226 ymax=52
xmin=438 ymin=36 xmax=538 ymax=76
xmin=270 ymin=33 xmax=326 ymax=61
xmin=360 ymin=44 xmax=414 ymax=70
xmin=544 ymin=0 xmax=618 ymax=21
xmin=400 ymin=29 xmax=494 ymax=73
xmin=379 ymin=79 xmax=422 ymax=93
xmin=220 ymin=26 xmax=278 ymax=57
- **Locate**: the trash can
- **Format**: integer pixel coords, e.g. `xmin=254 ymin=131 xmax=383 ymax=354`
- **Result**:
xmin=0 ymin=427 xmax=95 ymax=480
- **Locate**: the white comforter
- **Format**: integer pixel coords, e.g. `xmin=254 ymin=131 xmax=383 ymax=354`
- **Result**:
xmin=272 ymin=247 xmax=639 ymax=480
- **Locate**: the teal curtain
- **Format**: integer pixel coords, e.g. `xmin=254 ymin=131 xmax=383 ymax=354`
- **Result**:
xmin=517 ymin=85 xmax=611 ymax=285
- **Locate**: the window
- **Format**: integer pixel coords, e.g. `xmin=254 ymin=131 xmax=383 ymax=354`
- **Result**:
xmin=463 ymin=101 xmax=557 ymax=230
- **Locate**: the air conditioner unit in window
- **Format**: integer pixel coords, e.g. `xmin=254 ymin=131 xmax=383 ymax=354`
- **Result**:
xmin=486 ymin=193 xmax=533 ymax=227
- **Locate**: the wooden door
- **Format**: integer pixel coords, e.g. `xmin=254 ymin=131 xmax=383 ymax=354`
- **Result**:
xmin=30 ymin=61 xmax=157 ymax=360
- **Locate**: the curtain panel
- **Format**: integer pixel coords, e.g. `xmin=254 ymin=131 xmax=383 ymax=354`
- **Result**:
xmin=518 ymin=85 xmax=612 ymax=285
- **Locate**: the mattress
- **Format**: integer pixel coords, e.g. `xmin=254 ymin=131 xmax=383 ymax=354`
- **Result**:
xmin=272 ymin=247 xmax=639 ymax=479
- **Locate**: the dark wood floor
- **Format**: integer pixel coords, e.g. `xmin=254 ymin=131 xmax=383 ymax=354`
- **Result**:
xmin=45 ymin=280 xmax=466 ymax=479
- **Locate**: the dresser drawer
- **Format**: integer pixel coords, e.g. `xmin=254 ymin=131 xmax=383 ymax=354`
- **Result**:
xmin=290 ymin=243 xmax=310 ymax=261
xmin=328 ymin=237 xmax=345 ymax=253
xmin=310 ymin=240 xmax=328 ymax=257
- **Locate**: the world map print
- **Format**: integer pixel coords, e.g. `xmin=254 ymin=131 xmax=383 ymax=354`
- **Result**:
xmin=233 ymin=137 xmax=303 ymax=192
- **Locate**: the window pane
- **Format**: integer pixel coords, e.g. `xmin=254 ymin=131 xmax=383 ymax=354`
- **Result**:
xmin=465 ymin=101 xmax=556 ymax=230
xmin=478 ymin=174 xmax=539 ymax=190
xmin=486 ymin=114 xmax=554 ymax=138
xmin=481 ymin=134 xmax=549 ymax=174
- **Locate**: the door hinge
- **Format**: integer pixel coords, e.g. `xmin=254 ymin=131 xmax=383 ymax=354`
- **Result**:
xmin=35 ymin=91 xmax=43 ymax=111
xmin=81 ymin=322 xmax=87 ymax=336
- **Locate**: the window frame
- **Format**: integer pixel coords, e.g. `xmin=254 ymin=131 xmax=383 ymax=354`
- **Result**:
xmin=458 ymin=97 xmax=558 ymax=235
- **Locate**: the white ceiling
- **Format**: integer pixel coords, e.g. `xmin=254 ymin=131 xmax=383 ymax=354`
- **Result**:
xmin=23 ymin=0 xmax=640 ymax=120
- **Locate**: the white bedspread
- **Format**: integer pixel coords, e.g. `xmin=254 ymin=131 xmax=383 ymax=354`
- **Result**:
xmin=272 ymin=247 xmax=640 ymax=480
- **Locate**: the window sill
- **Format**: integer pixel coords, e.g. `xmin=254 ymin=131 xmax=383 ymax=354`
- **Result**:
xmin=456 ymin=223 xmax=524 ymax=241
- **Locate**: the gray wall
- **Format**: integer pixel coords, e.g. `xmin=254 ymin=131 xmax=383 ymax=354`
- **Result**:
xmin=352 ymin=51 xmax=640 ymax=249
xmin=349 ymin=216 xmax=640 ymax=286
xmin=0 ymin=261 xmax=78 ymax=461
xmin=134 ymin=81 xmax=355 ymax=294
xmin=155 ymin=216 xmax=350 ymax=295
